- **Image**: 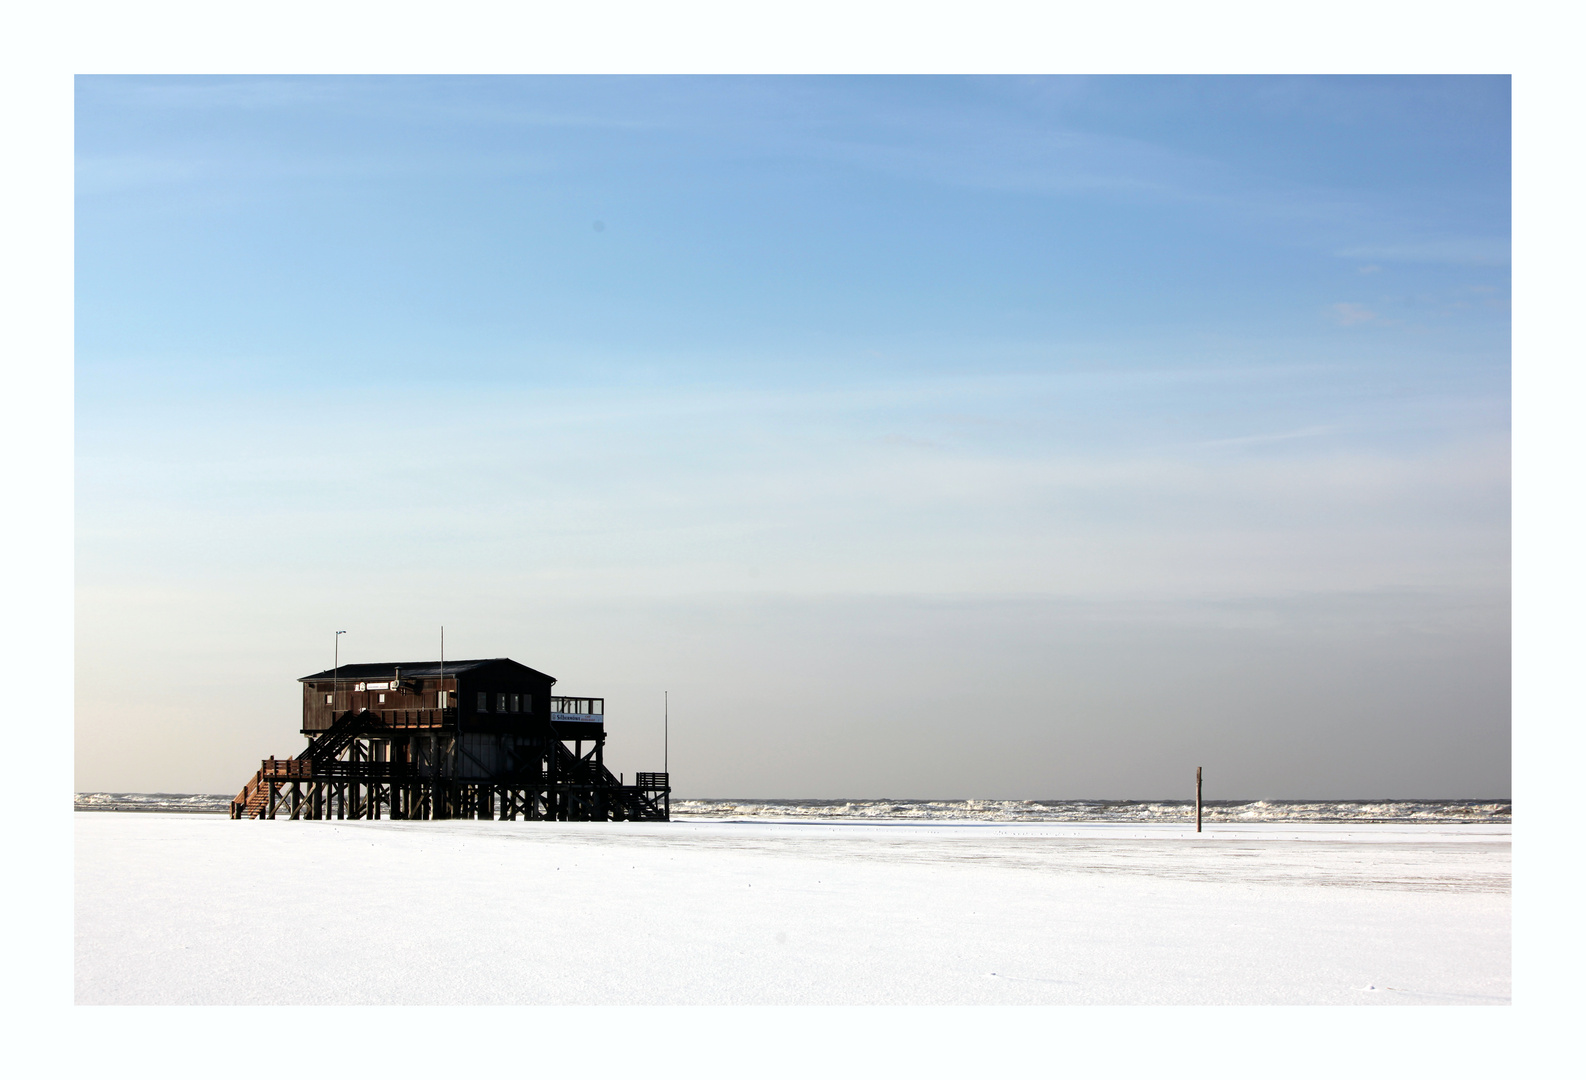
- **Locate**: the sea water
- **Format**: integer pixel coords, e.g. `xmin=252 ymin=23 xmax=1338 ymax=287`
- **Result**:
xmin=75 ymin=791 xmax=1510 ymax=823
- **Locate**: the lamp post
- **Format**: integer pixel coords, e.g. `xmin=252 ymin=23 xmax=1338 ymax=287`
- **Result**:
xmin=334 ymin=630 xmax=346 ymax=718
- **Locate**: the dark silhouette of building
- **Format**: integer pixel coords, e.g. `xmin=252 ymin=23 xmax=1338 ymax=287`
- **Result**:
xmin=232 ymin=658 xmax=669 ymax=821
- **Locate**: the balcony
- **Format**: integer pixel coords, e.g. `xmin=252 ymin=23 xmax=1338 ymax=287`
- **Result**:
xmin=303 ymin=706 xmax=455 ymax=734
xmin=380 ymin=707 xmax=456 ymax=730
xmin=551 ymin=696 xmax=604 ymax=725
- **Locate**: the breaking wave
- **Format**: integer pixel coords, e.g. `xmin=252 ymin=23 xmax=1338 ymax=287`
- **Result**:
xmin=671 ymin=798 xmax=1511 ymax=824
xmin=76 ymin=792 xmax=235 ymax=814
xmin=74 ymin=792 xmax=1511 ymax=824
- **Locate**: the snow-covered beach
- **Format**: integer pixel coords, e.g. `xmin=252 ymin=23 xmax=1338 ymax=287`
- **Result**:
xmin=74 ymin=811 xmax=1508 ymax=1005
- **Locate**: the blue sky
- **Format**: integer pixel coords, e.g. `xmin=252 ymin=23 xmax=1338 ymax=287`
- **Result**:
xmin=75 ymin=76 xmax=1510 ymax=797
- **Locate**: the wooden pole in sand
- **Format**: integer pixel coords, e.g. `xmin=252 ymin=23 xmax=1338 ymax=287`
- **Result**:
xmin=1196 ymin=766 xmax=1203 ymax=833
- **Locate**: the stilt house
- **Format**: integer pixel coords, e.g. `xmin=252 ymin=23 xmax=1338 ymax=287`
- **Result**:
xmin=232 ymin=658 xmax=669 ymax=821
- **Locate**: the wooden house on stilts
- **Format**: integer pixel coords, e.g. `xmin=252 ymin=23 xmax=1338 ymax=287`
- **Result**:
xmin=231 ymin=658 xmax=669 ymax=822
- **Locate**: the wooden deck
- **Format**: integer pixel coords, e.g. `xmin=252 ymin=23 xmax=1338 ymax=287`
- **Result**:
xmin=233 ymin=708 xmax=669 ymax=822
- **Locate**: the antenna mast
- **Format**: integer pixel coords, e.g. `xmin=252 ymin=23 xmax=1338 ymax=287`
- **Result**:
xmin=333 ymin=630 xmax=346 ymax=719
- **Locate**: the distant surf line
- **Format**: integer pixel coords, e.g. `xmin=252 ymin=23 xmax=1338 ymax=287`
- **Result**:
xmin=75 ymin=792 xmax=1510 ymax=824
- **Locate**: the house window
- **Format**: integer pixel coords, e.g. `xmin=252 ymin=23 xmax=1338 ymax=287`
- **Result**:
xmin=497 ymin=693 xmax=507 ymax=713
xmin=438 ymin=691 xmax=449 ymax=708
xmin=511 ymin=694 xmax=520 ymax=712
xmin=378 ymin=693 xmax=386 ymax=704
xmin=477 ymin=691 xmax=487 ymax=711
xmin=325 ymin=694 xmax=333 ymax=705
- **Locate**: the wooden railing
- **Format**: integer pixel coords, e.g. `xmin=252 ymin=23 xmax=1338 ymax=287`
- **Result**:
xmin=231 ymin=769 xmax=264 ymax=817
xmin=261 ymin=756 xmax=313 ymax=779
xmin=308 ymin=760 xmax=403 ymax=779
xmin=380 ymin=708 xmax=454 ymax=730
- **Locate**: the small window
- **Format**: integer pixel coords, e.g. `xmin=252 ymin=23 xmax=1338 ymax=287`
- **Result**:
xmin=325 ymin=694 xmax=333 ymax=705
xmin=477 ymin=691 xmax=486 ymax=711
xmin=511 ymin=694 xmax=520 ymax=712
xmin=497 ymin=693 xmax=507 ymax=713
xmin=378 ymin=693 xmax=386 ymax=704
xmin=524 ymin=696 xmax=532 ymax=715
xmin=438 ymin=691 xmax=449 ymax=708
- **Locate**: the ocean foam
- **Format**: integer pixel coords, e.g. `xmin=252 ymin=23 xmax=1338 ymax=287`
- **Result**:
xmin=74 ymin=791 xmax=1510 ymax=824
xmin=671 ymin=798 xmax=1510 ymax=824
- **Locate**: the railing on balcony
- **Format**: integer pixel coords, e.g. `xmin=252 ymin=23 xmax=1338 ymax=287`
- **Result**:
xmin=551 ymin=696 xmax=603 ymax=724
xmin=261 ymin=756 xmax=314 ymax=780
xmin=380 ymin=707 xmax=456 ymax=729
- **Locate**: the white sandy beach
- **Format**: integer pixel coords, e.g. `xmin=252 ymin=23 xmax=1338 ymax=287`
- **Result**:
xmin=74 ymin=812 xmax=1509 ymax=1005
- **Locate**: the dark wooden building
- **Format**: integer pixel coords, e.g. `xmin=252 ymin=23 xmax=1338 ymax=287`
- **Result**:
xmin=232 ymin=658 xmax=669 ymax=822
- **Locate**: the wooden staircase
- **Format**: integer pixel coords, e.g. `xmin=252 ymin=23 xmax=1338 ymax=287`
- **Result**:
xmin=549 ymin=738 xmax=669 ymax=821
xmin=230 ymin=710 xmax=370 ymax=818
xmin=231 ymin=769 xmax=270 ymax=819
xmin=297 ymin=709 xmax=371 ymax=766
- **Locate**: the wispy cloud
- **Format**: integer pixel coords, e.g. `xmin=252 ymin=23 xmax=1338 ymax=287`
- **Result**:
xmin=1330 ymin=302 xmax=1381 ymax=326
xmin=1336 ymin=239 xmax=1509 ymax=266
xmin=1199 ymin=426 xmax=1334 ymax=448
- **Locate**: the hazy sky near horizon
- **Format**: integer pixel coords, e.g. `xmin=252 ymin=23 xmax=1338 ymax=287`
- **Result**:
xmin=75 ymin=75 xmax=1510 ymax=798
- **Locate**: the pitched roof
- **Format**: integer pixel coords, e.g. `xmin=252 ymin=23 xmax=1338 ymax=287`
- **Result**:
xmin=298 ymin=658 xmax=556 ymax=683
